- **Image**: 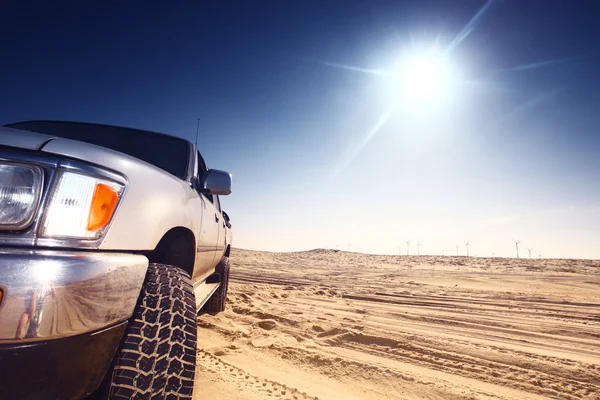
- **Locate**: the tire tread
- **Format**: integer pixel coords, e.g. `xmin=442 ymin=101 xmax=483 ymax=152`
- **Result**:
xmin=109 ymin=264 xmax=196 ymax=400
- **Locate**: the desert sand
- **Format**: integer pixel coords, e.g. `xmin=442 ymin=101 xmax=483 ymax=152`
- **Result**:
xmin=194 ymin=248 xmax=600 ymax=400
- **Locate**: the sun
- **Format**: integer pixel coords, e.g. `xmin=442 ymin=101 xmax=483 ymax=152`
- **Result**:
xmin=394 ymin=53 xmax=454 ymax=108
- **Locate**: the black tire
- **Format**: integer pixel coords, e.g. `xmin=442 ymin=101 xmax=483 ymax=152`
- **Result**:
xmin=108 ymin=263 xmax=197 ymax=400
xmin=201 ymin=257 xmax=230 ymax=313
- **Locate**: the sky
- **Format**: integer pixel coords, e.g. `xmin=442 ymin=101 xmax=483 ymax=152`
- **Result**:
xmin=1 ymin=1 xmax=599 ymax=259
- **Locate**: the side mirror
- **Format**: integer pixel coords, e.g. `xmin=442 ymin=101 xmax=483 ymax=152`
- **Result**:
xmin=202 ymin=169 xmax=232 ymax=195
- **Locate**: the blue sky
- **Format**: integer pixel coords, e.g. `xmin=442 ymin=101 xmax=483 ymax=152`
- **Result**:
xmin=1 ymin=1 xmax=599 ymax=258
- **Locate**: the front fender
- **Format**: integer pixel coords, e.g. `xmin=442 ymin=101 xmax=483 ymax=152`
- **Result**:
xmin=102 ymin=175 xmax=201 ymax=251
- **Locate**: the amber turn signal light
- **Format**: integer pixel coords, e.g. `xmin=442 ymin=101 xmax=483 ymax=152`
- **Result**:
xmin=87 ymin=183 xmax=119 ymax=231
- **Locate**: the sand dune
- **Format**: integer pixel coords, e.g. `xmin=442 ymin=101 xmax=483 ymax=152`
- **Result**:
xmin=194 ymin=249 xmax=600 ymax=399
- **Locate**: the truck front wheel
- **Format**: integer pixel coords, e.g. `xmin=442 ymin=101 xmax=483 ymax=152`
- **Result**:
xmin=108 ymin=263 xmax=197 ymax=399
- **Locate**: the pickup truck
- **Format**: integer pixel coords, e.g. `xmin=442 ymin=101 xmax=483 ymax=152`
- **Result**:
xmin=0 ymin=121 xmax=232 ymax=399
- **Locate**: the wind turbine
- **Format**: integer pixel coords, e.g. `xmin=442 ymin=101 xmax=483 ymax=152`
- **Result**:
xmin=528 ymin=248 xmax=533 ymax=259
xmin=465 ymin=242 xmax=471 ymax=257
xmin=513 ymin=239 xmax=521 ymax=258
xmin=417 ymin=242 xmax=422 ymax=256
xmin=405 ymin=240 xmax=411 ymax=256
xmin=456 ymin=244 xmax=459 ymax=256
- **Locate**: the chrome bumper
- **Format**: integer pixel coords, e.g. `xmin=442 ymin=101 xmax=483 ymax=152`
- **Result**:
xmin=0 ymin=249 xmax=148 ymax=343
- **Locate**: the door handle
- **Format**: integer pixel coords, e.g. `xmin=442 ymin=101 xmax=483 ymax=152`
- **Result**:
xmin=215 ymin=213 xmax=220 ymax=223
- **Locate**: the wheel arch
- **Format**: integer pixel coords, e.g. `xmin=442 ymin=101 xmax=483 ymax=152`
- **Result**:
xmin=148 ymin=226 xmax=196 ymax=278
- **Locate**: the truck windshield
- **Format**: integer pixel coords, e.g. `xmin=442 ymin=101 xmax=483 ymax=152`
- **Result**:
xmin=6 ymin=121 xmax=190 ymax=179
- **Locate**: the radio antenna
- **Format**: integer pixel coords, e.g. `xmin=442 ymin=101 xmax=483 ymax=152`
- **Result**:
xmin=195 ymin=118 xmax=200 ymax=149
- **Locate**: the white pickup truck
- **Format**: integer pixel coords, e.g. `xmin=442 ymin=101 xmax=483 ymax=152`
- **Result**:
xmin=0 ymin=121 xmax=232 ymax=399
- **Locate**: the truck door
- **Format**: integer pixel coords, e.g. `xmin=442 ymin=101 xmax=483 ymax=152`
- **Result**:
xmin=193 ymin=151 xmax=220 ymax=282
xmin=212 ymin=194 xmax=225 ymax=259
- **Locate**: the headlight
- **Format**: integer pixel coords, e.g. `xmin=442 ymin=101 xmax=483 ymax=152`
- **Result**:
xmin=0 ymin=163 xmax=43 ymax=230
xmin=40 ymin=170 xmax=124 ymax=239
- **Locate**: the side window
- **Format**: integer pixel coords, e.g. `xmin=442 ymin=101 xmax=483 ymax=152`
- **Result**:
xmin=196 ymin=151 xmax=213 ymax=203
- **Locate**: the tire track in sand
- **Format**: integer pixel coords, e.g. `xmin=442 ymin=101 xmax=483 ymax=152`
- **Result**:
xmin=196 ymin=349 xmax=319 ymax=400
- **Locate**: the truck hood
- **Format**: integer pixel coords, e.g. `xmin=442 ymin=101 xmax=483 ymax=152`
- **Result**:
xmin=40 ymin=136 xmax=182 ymax=183
xmin=0 ymin=126 xmax=56 ymax=150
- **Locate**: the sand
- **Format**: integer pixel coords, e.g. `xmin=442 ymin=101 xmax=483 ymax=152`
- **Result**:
xmin=194 ymin=249 xmax=600 ymax=400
